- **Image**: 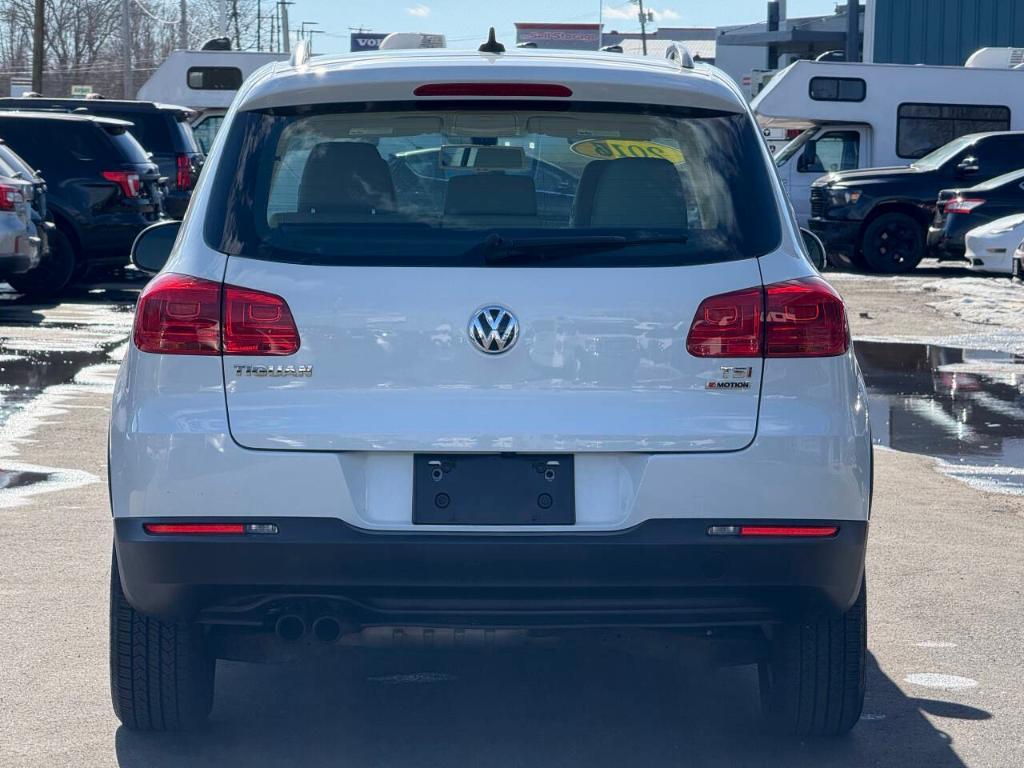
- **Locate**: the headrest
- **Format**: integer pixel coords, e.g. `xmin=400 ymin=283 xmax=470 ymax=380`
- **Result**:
xmin=573 ymin=158 xmax=687 ymax=229
xmin=298 ymin=142 xmax=396 ymax=215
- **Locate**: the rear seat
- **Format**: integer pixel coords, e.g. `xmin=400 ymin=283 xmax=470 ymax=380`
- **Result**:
xmin=443 ymin=173 xmax=540 ymax=228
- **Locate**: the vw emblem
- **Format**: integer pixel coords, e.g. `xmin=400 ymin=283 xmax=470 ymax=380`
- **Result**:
xmin=469 ymin=305 xmax=519 ymax=354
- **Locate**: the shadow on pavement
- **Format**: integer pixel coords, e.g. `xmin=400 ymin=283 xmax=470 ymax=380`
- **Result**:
xmin=114 ymin=647 xmax=976 ymax=767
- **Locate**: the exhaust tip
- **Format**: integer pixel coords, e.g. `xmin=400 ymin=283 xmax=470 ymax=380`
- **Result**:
xmin=312 ymin=615 xmax=343 ymax=644
xmin=275 ymin=613 xmax=306 ymax=643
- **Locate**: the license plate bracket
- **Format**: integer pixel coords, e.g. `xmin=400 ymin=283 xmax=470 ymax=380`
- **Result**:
xmin=413 ymin=454 xmax=575 ymax=526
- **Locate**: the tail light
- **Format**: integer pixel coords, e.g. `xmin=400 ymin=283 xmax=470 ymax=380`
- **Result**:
xmin=944 ymin=198 xmax=985 ymax=215
xmin=685 ymin=287 xmax=762 ymax=357
xmin=133 ymin=273 xmax=300 ymax=356
xmin=0 ymin=183 xmax=24 ymax=211
xmin=134 ymin=274 xmax=221 ymax=354
xmin=222 ymin=285 xmax=301 ymax=354
xmin=176 ymin=153 xmax=193 ymax=191
xmin=102 ymin=170 xmax=141 ymax=198
xmin=686 ymin=277 xmax=848 ymax=359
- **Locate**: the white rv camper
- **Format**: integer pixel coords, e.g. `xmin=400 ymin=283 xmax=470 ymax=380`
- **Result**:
xmin=755 ymin=59 xmax=1024 ymax=224
xmin=136 ymin=50 xmax=288 ymax=152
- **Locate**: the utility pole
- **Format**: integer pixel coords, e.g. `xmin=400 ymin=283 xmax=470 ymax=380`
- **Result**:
xmin=279 ymin=1 xmax=292 ymax=54
xmin=31 ymin=0 xmax=44 ymax=93
xmin=179 ymin=0 xmax=188 ymax=49
xmin=121 ymin=0 xmax=132 ymax=98
xmin=635 ymin=0 xmax=652 ymax=56
xmin=257 ymin=2 xmax=261 ymax=51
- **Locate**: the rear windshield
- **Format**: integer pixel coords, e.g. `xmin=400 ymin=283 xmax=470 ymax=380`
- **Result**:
xmin=102 ymin=112 xmax=174 ymax=152
xmin=206 ymin=101 xmax=781 ymax=267
xmin=105 ymin=127 xmax=153 ymax=164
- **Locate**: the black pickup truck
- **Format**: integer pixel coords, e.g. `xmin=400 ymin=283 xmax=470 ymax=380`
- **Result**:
xmin=808 ymin=132 xmax=1024 ymax=273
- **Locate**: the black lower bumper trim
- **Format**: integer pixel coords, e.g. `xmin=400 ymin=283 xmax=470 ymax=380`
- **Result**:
xmin=113 ymin=517 xmax=867 ymax=626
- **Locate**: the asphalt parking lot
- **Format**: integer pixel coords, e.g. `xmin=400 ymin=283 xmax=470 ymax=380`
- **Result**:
xmin=1 ymin=270 xmax=1023 ymax=767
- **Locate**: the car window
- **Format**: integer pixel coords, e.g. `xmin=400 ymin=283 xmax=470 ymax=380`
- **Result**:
xmin=798 ymin=131 xmax=860 ymax=174
xmin=99 ymin=111 xmax=173 ymax=153
xmin=208 ymin=102 xmax=783 ymax=268
xmin=896 ymin=103 xmax=1011 ymax=159
xmin=191 ymin=115 xmax=224 ymax=155
xmin=104 ymin=127 xmax=153 ymax=165
xmin=0 ymin=120 xmax=105 ymax=171
xmin=969 ymin=136 xmax=1024 ymax=177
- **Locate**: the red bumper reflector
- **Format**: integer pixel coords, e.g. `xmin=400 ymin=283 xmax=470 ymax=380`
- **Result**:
xmin=144 ymin=523 xmax=245 ymax=535
xmin=413 ymin=82 xmax=573 ymax=97
xmin=739 ymin=525 xmax=839 ymax=538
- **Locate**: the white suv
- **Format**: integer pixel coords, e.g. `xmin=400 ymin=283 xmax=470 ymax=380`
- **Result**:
xmin=109 ymin=41 xmax=871 ymax=735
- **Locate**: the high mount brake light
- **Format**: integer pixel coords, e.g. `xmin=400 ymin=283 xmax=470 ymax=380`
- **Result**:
xmin=413 ymin=83 xmax=573 ymax=97
xmin=102 ymin=170 xmax=142 ymax=198
xmin=944 ymin=198 xmax=985 ymax=215
xmin=686 ymin=277 xmax=848 ymax=359
xmin=133 ymin=273 xmax=300 ymax=356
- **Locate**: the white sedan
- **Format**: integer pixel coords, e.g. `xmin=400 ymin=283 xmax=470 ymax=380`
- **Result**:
xmin=966 ymin=214 xmax=1024 ymax=274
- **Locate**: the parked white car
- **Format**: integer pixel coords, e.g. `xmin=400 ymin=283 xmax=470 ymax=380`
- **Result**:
xmin=965 ymin=214 xmax=1024 ymax=274
xmin=0 ymin=164 xmax=41 ymax=283
xmin=110 ymin=40 xmax=871 ymax=736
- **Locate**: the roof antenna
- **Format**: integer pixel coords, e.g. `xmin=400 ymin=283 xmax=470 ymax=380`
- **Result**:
xmin=479 ymin=27 xmax=505 ymax=54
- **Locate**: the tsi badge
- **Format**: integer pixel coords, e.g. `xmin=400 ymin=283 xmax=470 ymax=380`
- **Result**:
xmin=707 ymin=366 xmax=753 ymax=390
xmin=234 ymin=364 xmax=313 ymax=378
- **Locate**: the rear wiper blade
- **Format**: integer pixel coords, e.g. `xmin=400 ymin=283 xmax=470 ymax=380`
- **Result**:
xmin=465 ymin=233 xmax=689 ymax=263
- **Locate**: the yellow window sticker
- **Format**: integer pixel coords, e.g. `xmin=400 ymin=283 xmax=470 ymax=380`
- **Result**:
xmin=570 ymin=139 xmax=684 ymax=163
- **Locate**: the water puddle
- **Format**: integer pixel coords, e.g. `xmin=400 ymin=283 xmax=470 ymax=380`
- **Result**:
xmin=0 ymin=348 xmax=113 ymax=429
xmin=0 ymin=468 xmax=51 ymax=489
xmin=857 ymin=341 xmax=1024 ymax=493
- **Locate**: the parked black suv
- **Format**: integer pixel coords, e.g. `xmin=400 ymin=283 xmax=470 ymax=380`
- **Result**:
xmin=0 ymin=112 xmax=163 ymax=296
xmin=809 ymin=132 xmax=1024 ymax=273
xmin=928 ymin=168 xmax=1024 ymax=261
xmin=0 ymin=97 xmax=202 ymax=219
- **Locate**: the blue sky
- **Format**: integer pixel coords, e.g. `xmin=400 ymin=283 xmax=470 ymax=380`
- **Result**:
xmin=296 ymin=1 xmax=841 ymax=54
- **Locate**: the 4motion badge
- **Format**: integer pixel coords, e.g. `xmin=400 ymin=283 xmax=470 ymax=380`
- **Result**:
xmin=707 ymin=366 xmax=753 ymax=390
xmin=234 ymin=364 xmax=313 ymax=378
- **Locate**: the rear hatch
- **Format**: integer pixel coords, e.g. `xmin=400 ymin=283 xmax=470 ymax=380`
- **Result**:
xmin=211 ymin=100 xmax=782 ymax=452
xmin=101 ymin=123 xmax=164 ymax=218
xmin=223 ymin=259 xmax=765 ymax=452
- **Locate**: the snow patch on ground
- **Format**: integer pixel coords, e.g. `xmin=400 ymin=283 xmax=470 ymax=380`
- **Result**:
xmin=918 ymin=277 xmax=1024 ymax=332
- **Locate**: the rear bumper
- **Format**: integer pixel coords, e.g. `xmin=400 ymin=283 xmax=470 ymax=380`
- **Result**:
xmin=808 ymin=217 xmax=861 ymax=257
xmin=927 ymin=226 xmax=966 ymax=260
xmin=113 ymin=517 xmax=868 ymax=626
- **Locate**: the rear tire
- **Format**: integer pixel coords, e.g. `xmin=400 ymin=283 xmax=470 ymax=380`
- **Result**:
xmin=860 ymin=213 xmax=924 ymax=273
xmin=5 ymin=227 xmax=77 ymax=298
xmin=759 ymin=580 xmax=866 ymax=737
xmin=109 ymin=551 xmax=215 ymax=731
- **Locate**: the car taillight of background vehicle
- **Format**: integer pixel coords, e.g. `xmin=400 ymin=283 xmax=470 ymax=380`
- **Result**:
xmin=176 ymin=154 xmax=194 ymax=191
xmin=0 ymin=183 xmax=24 ymax=211
xmin=686 ymin=276 xmax=848 ymax=358
xmin=133 ymin=273 xmax=300 ymax=355
xmin=102 ymin=170 xmax=142 ymax=198
xmin=944 ymin=198 xmax=985 ymax=215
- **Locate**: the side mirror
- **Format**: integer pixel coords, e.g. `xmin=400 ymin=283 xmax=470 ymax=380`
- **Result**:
xmin=800 ymin=227 xmax=827 ymax=271
xmin=957 ymin=156 xmax=979 ymax=176
xmin=131 ymin=220 xmax=181 ymax=274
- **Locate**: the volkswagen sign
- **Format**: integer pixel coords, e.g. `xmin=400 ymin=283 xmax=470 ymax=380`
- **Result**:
xmin=469 ymin=306 xmax=519 ymax=354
